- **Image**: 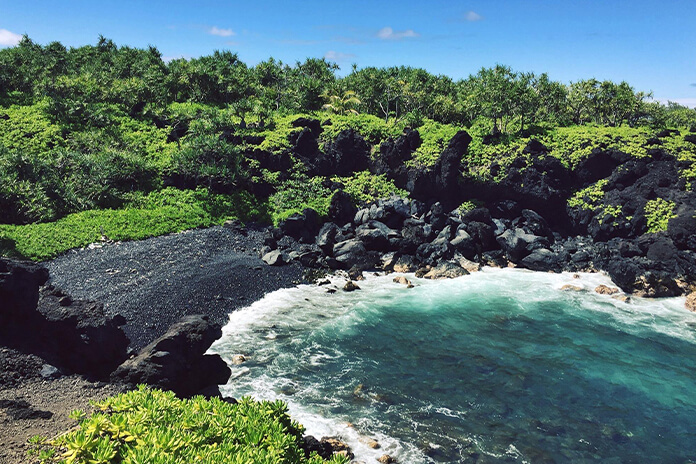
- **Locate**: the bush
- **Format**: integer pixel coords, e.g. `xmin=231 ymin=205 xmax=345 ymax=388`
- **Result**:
xmin=269 ymin=176 xmax=333 ymax=225
xmin=320 ymin=113 xmax=405 ymax=146
xmin=333 ymin=170 xmax=407 ymax=204
xmin=644 ymin=198 xmax=677 ymax=233
xmin=29 ymin=386 xmax=347 ymax=464
xmin=171 ymin=135 xmax=243 ymax=189
xmin=409 ymin=119 xmax=463 ymax=167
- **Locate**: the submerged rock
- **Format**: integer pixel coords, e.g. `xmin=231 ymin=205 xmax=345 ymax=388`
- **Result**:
xmin=686 ymin=292 xmax=696 ymax=312
xmin=595 ymin=284 xmax=620 ymax=295
xmin=393 ymin=275 xmax=413 ymax=287
xmin=343 ymin=281 xmax=361 ymax=292
xmin=423 ymin=262 xmax=469 ymax=280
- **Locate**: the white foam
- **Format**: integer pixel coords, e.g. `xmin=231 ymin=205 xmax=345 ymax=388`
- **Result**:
xmin=209 ymin=267 xmax=694 ymax=462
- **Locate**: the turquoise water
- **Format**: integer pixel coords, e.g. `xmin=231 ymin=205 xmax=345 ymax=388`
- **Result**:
xmin=210 ymin=269 xmax=696 ymax=463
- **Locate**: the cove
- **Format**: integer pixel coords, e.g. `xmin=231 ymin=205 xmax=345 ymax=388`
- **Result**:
xmin=210 ymin=269 xmax=696 ymax=463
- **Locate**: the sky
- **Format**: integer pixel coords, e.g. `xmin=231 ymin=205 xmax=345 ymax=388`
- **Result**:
xmin=1 ymin=0 xmax=695 ymax=107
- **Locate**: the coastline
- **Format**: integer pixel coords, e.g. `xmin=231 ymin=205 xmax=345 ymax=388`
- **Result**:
xmin=1 ymin=224 xmax=307 ymax=464
xmin=1 ymin=212 xmax=694 ymax=463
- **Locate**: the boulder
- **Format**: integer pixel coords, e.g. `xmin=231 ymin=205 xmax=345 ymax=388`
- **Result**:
xmin=318 ymin=129 xmax=371 ymax=176
xmin=451 ymin=253 xmax=482 ymax=272
xmin=278 ymin=208 xmax=321 ymax=243
xmin=423 ymin=261 xmax=469 ymax=280
xmin=595 ymin=285 xmax=619 ymax=295
xmin=393 ymin=276 xmax=413 ymax=287
xmin=417 ymin=237 xmax=454 ymax=266
xmin=293 ymin=128 xmax=320 ymax=158
xmin=320 ymin=437 xmax=354 ymax=460
xmin=400 ymin=219 xmax=434 ymax=253
xmin=343 ymin=281 xmax=361 ymax=292
xmin=378 ymin=454 xmax=397 ymax=463
xmin=495 ymin=155 xmax=572 ymax=226
xmin=332 ymin=239 xmax=376 ymax=269
xmin=496 ymin=228 xmax=549 ymax=262
xmin=372 ymin=129 xmax=421 ymax=176
xmin=356 ymin=220 xmax=399 ymax=251
xmin=262 ymin=250 xmax=286 ymax=266
xmin=0 ymin=260 xmax=128 ymax=380
xmin=0 ymin=258 xmax=49 ymax=323
xmin=30 ymin=286 xmax=129 ymax=379
xmin=463 ymin=221 xmax=497 ymax=252
xmin=393 ymin=255 xmax=419 ymax=273
xmin=300 ymin=436 xmax=333 ymax=460
xmin=292 ymin=117 xmax=322 ymax=136
xmin=450 ymin=225 xmax=477 ymax=258
xmin=522 ymin=139 xmax=549 ymax=155
xmin=111 ymin=315 xmax=230 ymax=398
xmin=519 ymin=248 xmax=562 ymax=272
xmin=684 ymin=134 xmax=696 ymax=145
xmin=316 ymin=222 xmax=340 ymax=255
xmin=686 ymin=292 xmax=696 ymax=312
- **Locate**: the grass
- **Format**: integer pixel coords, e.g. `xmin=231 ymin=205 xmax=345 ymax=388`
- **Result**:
xmin=0 ymin=187 xmax=269 ymax=261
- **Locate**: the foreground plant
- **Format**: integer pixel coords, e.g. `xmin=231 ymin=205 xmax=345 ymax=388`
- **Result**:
xmin=29 ymin=386 xmax=347 ymax=464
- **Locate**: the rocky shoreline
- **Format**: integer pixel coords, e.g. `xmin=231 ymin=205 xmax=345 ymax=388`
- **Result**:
xmin=0 ymin=226 xmax=308 ymax=464
xmin=259 ymin=119 xmax=696 ymax=301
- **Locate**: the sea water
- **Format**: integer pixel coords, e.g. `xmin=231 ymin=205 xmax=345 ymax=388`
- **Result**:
xmin=209 ymin=269 xmax=696 ymax=463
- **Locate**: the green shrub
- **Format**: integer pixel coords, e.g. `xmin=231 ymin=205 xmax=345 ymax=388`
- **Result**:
xmin=29 ymin=386 xmax=347 ymax=464
xmin=0 ymin=102 xmax=65 ymax=155
xmin=171 ymin=135 xmax=243 ymax=186
xmin=333 ymin=170 xmax=407 ymax=204
xmin=0 ymin=146 xmax=161 ymax=224
xmin=269 ymin=176 xmax=332 ymax=225
xmin=320 ymin=113 xmax=405 ymax=146
xmin=567 ymin=179 xmax=609 ymax=210
xmin=644 ymin=198 xmax=677 ymax=233
xmin=409 ymin=119 xmax=463 ymax=167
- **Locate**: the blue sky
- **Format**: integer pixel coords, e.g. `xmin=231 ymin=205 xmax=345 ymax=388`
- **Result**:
xmin=1 ymin=0 xmax=694 ymax=106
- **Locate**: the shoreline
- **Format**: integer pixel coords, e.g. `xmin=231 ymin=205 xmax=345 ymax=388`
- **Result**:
xmin=1 ymin=224 xmax=307 ymax=464
xmin=1 ymin=217 xmax=694 ymax=464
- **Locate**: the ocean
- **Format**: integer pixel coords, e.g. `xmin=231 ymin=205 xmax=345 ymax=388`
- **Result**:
xmin=209 ymin=268 xmax=696 ymax=463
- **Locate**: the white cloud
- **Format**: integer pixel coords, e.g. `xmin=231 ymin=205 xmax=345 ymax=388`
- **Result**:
xmin=208 ymin=26 xmax=235 ymax=37
xmin=377 ymin=27 xmax=419 ymax=40
xmin=464 ymin=11 xmax=483 ymax=21
xmin=324 ymin=50 xmax=356 ymax=62
xmin=0 ymin=28 xmax=22 ymax=47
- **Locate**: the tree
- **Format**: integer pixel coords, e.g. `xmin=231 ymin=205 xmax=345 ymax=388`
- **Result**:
xmin=321 ymin=90 xmax=361 ymax=115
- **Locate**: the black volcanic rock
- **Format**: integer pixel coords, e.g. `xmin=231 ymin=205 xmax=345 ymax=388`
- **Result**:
xmin=0 ymin=258 xmax=49 ymax=324
xmin=0 ymin=259 xmax=128 ymax=380
xmin=111 ymin=315 xmax=230 ymax=398
xmin=328 ymin=190 xmax=357 ymax=226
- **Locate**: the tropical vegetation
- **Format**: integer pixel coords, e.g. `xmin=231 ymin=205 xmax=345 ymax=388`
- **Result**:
xmin=1 ymin=36 xmax=695 ymax=261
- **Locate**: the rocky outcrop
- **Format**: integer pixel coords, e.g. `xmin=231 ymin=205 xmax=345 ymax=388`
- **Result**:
xmin=0 ymin=258 xmax=49 ymax=323
xmin=111 ymin=315 xmax=230 ymax=398
xmin=0 ymin=258 xmax=128 ymax=380
xmin=257 ymin=130 xmax=696 ymax=298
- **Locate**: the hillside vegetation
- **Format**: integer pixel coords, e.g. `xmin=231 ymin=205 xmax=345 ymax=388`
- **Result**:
xmin=1 ymin=36 xmax=695 ymax=261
